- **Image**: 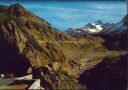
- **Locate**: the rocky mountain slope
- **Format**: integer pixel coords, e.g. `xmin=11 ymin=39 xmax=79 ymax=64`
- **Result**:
xmin=103 ymin=14 xmax=128 ymax=50
xmin=104 ymin=15 xmax=128 ymax=35
xmin=0 ymin=4 xmax=74 ymax=74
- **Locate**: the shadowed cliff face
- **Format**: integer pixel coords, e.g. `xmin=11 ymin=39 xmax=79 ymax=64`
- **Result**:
xmin=0 ymin=30 xmax=31 ymax=76
xmin=103 ymin=32 xmax=128 ymax=51
xmin=77 ymin=54 xmax=127 ymax=90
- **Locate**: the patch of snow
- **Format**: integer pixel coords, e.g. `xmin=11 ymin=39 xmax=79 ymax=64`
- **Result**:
xmin=77 ymin=31 xmax=81 ymax=33
xmin=95 ymin=24 xmax=103 ymax=31
xmin=82 ymin=23 xmax=103 ymax=33
xmin=88 ymin=29 xmax=98 ymax=32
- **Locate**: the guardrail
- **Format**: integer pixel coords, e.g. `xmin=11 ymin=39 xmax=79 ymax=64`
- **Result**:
xmin=17 ymin=75 xmax=43 ymax=89
xmin=28 ymin=79 xmax=41 ymax=89
xmin=0 ymin=75 xmax=43 ymax=89
xmin=17 ymin=74 xmax=32 ymax=80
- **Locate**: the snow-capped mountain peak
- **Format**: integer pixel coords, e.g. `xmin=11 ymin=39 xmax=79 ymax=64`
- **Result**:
xmin=65 ymin=15 xmax=128 ymax=37
xmin=65 ymin=20 xmax=105 ymax=37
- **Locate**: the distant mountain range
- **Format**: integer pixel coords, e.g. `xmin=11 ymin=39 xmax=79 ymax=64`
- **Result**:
xmin=65 ymin=20 xmax=115 ymax=37
xmin=65 ymin=15 xmax=128 ymax=37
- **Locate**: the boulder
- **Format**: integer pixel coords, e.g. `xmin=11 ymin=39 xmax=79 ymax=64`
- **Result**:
xmin=50 ymin=62 xmax=60 ymax=71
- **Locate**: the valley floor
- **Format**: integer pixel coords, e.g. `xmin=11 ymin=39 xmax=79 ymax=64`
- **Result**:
xmin=65 ymin=50 xmax=127 ymax=77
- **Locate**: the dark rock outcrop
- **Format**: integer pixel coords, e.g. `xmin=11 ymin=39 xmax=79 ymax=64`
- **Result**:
xmin=32 ymin=65 xmax=59 ymax=90
xmin=77 ymin=54 xmax=127 ymax=90
xmin=103 ymin=31 xmax=128 ymax=51
xmin=123 ymin=15 xmax=128 ymax=25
